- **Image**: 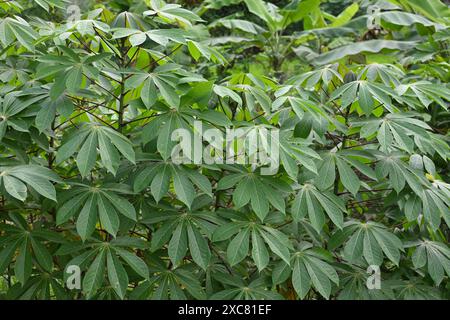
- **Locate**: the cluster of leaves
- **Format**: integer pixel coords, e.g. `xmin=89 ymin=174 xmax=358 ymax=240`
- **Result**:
xmin=0 ymin=0 xmax=449 ymax=300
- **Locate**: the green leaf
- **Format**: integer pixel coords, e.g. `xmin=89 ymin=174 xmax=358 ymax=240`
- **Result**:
xmin=115 ymin=248 xmax=149 ymax=279
xmin=212 ymin=223 xmax=241 ymax=242
xmin=292 ymin=259 xmax=311 ymax=299
xmin=330 ymin=3 xmax=359 ymax=27
xmin=249 ymin=178 xmax=269 ymax=221
xmin=151 ymin=165 xmax=171 ymax=203
xmin=371 ymin=228 xmax=402 ymax=266
xmin=56 ymin=192 xmax=89 ymax=225
xmin=102 ymin=127 xmax=135 ymax=164
xmin=251 ymin=230 xmax=269 ymax=271
xmin=358 ymin=82 xmax=374 ymax=115
xmin=83 ymin=249 xmax=106 ymax=298
xmin=98 ymin=131 xmax=120 ymax=175
xmin=56 ymin=129 xmax=90 ymax=164
xmin=259 ymin=228 xmax=291 ymax=265
xmin=153 ymin=76 xmax=180 ymax=108
xmin=336 ymin=158 xmax=360 ymax=195
xmin=244 ymin=0 xmax=281 ymax=30
xmin=315 ymin=155 xmax=335 ymax=191
xmin=312 ymin=191 xmax=344 ymax=229
xmin=314 ymin=40 xmax=418 ymax=65
xmin=97 ymin=195 xmax=120 ymax=237
xmin=185 ymin=169 xmax=212 ymax=197
xmin=3 ymin=175 xmax=27 ymax=201
xmin=15 ymin=237 xmax=32 ymax=284
xmin=76 ymin=132 xmax=98 ymax=177
xmin=157 ymin=114 xmax=177 ymax=160
xmin=168 ymin=222 xmax=188 ymax=266
xmin=0 ymin=239 xmax=20 ymax=274
xmin=227 ymin=228 xmax=250 ymax=266
xmin=30 ymin=237 xmax=53 ymax=272
xmin=76 ymin=194 xmax=98 ymax=241
xmin=7 ymin=165 xmax=59 ymax=201
xmin=172 ymin=167 xmax=195 ymax=208
xmin=141 ymin=78 xmax=158 ymax=109
xmin=133 ymin=166 xmax=159 ymax=193
xmin=187 ymin=223 xmax=211 ymax=270
xmin=66 ymin=66 xmax=83 ymax=93
xmin=233 ymin=178 xmax=252 ymax=208
xmin=35 ymin=100 xmax=57 ymax=132
xmin=102 ymin=192 xmax=137 ymax=221
xmin=344 ymin=229 xmax=364 ymax=262
xmin=363 ymin=230 xmax=383 ymax=266
xmin=304 ymin=258 xmax=332 ymax=299
xmin=405 ymin=0 xmax=450 ymax=22
xmin=106 ymin=250 xmax=129 ymax=299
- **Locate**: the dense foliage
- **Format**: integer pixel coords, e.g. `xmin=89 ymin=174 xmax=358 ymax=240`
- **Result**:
xmin=0 ymin=0 xmax=449 ymax=300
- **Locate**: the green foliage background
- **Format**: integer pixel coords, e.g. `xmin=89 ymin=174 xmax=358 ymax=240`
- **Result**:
xmin=0 ymin=0 xmax=449 ymax=300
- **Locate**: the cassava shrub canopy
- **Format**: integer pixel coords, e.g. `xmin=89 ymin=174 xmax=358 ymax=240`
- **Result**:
xmin=0 ymin=0 xmax=449 ymax=300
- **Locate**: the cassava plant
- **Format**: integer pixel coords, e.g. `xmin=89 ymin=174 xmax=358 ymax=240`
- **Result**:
xmin=0 ymin=0 xmax=449 ymax=300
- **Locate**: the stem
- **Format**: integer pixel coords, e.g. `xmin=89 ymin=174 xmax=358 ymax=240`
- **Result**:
xmin=116 ymin=76 xmax=125 ymax=129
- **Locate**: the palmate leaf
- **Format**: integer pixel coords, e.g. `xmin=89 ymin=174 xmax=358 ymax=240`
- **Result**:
xmin=396 ymin=81 xmax=450 ymax=110
xmin=315 ymin=150 xmax=376 ymax=194
xmin=106 ymin=249 xmax=129 ymax=299
xmin=331 ymin=80 xmax=397 ymax=113
xmin=126 ymin=65 xmax=186 ymax=109
xmin=292 ymin=184 xmax=346 ymax=232
xmin=144 ymin=0 xmax=203 ymax=27
xmin=130 ymin=266 xmax=206 ymax=300
xmin=392 ymin=277 xmax=443 ymax=300
xmin=5 ymin=272 xmax=69 ymax=300
xmin=289 ymin=64 xmax=342 ymax=89
xmin=358 ymin=63 xmax=404 ymax=87
xmin=337 ymin=264 xmax=395 ymax=300
xmin=273 ymin=245 xmax=339 ymax=299
xmin=410 ymin=240 xmax=450 ymax=285
xmin=217 ymin=172 xmax=289 ymax=221
xmin=35 ymin=95 xmax=74 ymax=132
xmin=0 ymin=165 xmax=60 ymax=201
xmin=279 ymin=133 xmax=321 ymax=178
xmin=187 ymin=40 xmax=226 ymax=65
xmin=36 ymin=47 xmax=112 ymax=94
xmin=56 ymin=183 xmax=137 ymax=240
xmin=112 ymin=28 xmax=187 ymax=48
xmin=68 ymin=240 xmax=148 ymax=299
xmin=0 ymin=214 xmax=56 ymax=284
xmin=56 ymin=123 xmax=135 ymax=176
xmin=143 ymin=210 xmax=219 ymax=270
xmin=274 ymin=95 xmax=329 ymax=124
xmin=133 ymin=163 xmax=212 ymax=208
xmin=354 ymin=113 xmax=438 ymax=155
xmin=212 ymin=220 xmax=293 ymax=267
xmin=83 ymin=248 xmax=106 ymax=298
xmin=374 ymin=152 xmax=430 ymax=195
xmin=330 ymin=221 xmax=404 ymax=266
xmin=0 ymin=0 xmax=450 ymax=301
xmin=0 ymin=16 xmax=38 ymax=51
xmin=210 ymin=273 xmax=283 ymax=300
